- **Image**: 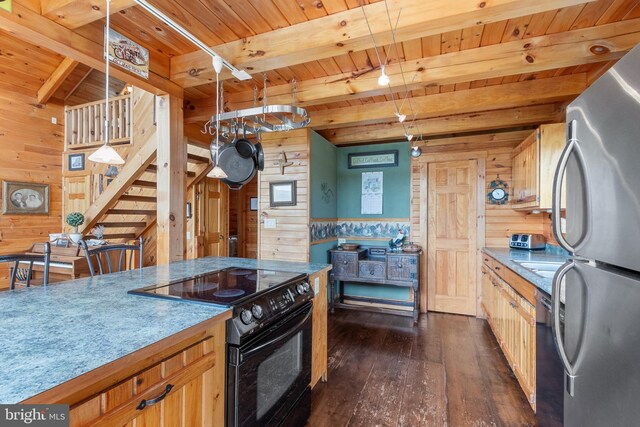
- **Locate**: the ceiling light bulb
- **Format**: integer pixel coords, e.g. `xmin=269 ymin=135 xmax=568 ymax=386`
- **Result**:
xmin=212 ymin=56 xmax=224 ymax=74
xmin=410 ymin=146 xmax=422 ymax=158
xmin=207 ymin=165 xmax=228 ymax=179
xmin=88 ymin=144 xmax=125 ymax=165
xmin=378 ymin=67 xmax=390 ymax=86
xmin=396 ymin=112 xmax=406 ymax=123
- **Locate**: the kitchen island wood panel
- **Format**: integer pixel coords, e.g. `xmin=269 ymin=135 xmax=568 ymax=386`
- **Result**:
xmin=311 ymin=269 xmax=329 ymax=388
xmin=28 ymin=314 xmax=229 ymax=427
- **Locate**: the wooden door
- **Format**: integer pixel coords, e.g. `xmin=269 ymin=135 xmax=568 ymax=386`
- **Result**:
xmin=203 ymin=178 xmax=229 ymax=257
xmin=511 ymin=133 xmax=539 ymax=207
xmin=64 ymin=176 xmax=91 ymax=229
xmin=427 ymin=160 xmax=478 ymax=315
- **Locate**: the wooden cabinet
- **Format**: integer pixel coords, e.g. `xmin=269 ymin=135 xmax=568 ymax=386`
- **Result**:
xmin=481 ymin=256 xmax=536 ymax=411
xmin=25 ymin=316 xmax=229 ymax=427
xmin=387 ymin=254 xmax=418 ymax=281
xmin=511 ymin=123 xmax=566 ymax=210
xmin=330 ymin=250 xmax=364 ymax=279
xmin=310 ymin=270 xmax=329 ymax=388
xmin=358 ymin=260 xmax=386 ymax=280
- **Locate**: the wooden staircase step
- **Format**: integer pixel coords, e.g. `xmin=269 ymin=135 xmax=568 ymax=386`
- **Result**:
xmin=119 ymin=195 xmax=157 ymax=203
xmin=99 ymin=222 xmax=147 ymax=228
xmin=131 ymin=180 xmax=156 ymax=188
xmin=146 ymin=164 xmax=195 ymax=177
xmin=102 ymin=233 xmax=137 ymax=240
xmin=187 ymin=153 xmax=210 ymax=164
xmin=106 ymin=209 xmax=156 ymax=216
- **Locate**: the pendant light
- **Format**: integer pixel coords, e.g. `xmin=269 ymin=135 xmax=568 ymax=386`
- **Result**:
xmin=207 ymin=55 xmax=228 ymax=179
xmin=377 ymin=66 xmax=390 ymax=86
xmin=88 ymin=0 xmax=125 ymax=165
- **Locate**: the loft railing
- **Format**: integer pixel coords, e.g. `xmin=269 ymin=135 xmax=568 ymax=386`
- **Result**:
xmin=64 ymin=93 xmax=133 ymax=150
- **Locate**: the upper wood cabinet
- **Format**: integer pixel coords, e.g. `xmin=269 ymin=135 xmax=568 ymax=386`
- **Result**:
xmin=511 ymin=123 xmax=566 ymax=211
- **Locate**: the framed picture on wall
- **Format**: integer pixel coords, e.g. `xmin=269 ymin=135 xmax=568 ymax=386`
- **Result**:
xmin=68 ymin=153 xmax=85 ymax=171
xmin=250 ymin=197 xmax=258 ymax=211
xmin=2 ymin=181 xmax=49 ymax=215
xmin=269 ymin=181 xmax=297 ymax=207
xmin=348 ymin=150 xmax=398 ymax=169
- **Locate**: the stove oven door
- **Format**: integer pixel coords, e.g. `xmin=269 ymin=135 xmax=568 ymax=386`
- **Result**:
xmin=227 ymin=302 xmax=313 ymax=427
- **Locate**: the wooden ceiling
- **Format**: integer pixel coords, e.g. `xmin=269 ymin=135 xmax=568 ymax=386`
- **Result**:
xmin=2 ymin=0 xmax=640 ymax=145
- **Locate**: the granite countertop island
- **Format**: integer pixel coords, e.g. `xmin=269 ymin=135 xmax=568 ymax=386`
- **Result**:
xmin=0 ymin=256 xmax=331 ymax=404
xmin=482 ymin=246 xmax=570 ymax=295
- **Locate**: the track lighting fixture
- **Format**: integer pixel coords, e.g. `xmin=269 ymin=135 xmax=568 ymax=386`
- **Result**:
xmin=405 ymin=133 xmax=414 ymax=142
xmin=410 ymin=146 xmax=422 ymax=158
xmin=396 ymin=112 xmax=406 ymax=123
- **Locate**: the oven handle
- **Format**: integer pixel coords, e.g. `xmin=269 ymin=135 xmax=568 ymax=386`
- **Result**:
xmin=243 ymin=306 xmax=312 ymax=359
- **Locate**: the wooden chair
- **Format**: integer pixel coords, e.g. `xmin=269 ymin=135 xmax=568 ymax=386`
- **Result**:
xmin=79 ymin=238 xmax=143 ymax=277
xmin=0 ymin=242 xmax=51 ymax=289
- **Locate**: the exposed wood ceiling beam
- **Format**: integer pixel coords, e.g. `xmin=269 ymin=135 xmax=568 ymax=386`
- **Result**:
xmin=321 ymin=104 xmax=563 ymax=145
xmin=1 ymin=1 xmax=181 ymax=97
xmin=171 ymin=0 xmax=595 ymax=88
xmin=201 ymin=18 xmax=640 ymax=114
xmin=41 ymin=0 xmax=136 ymax=29
xmin=309 ymin=74 xmax=584 ymax=130
xmin=418 ymin=130 xmax=535 ymax=154
xmin=37 ymin=57 xmax=79 ymax=104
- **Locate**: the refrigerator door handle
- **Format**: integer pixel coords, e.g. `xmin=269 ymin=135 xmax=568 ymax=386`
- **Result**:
xmin=552 ymin=261 xmax=577 ymax=396
xmin=553 ymin=120 xmax=578 ymax=254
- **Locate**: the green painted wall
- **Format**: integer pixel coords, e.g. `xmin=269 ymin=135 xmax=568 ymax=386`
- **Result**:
xmin=310 ymin=131 xmax=338 ymax=264
xmin=336 ymin=141 xmax=410 ymax=218
xmin=310 ymin=131 xmax=338 ymax=219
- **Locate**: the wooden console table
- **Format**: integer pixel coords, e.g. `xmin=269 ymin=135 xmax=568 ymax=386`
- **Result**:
xmin=329 ymin=248 xmax=421 ymax=323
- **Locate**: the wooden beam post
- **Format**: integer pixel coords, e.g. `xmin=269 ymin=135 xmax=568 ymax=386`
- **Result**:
xmin=156 ymin=94 xmax=186 ymax=264
xmin=37 ymin=57 xmax=79 ymax=104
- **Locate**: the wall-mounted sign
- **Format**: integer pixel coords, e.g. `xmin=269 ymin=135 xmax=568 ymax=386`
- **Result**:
xmin=107 ymin=27 xmax=149 ymax=79
xmin=0 ymin=0 xmax=12 ymax=13
xmin=348 ymin=150 xmax=398 ymax=169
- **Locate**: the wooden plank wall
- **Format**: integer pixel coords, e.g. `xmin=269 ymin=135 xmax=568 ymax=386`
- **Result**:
xmin=259 ymin=129 xmax=310 ymax=262
xmin=410 ymin=143 xmax=547 ymax=313
xmin=0 ymin=88 xmax=65 ymax=287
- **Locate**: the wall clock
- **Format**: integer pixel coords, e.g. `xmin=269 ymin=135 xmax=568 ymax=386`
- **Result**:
xmin=488 ymin=176 xmax=509 ymax=205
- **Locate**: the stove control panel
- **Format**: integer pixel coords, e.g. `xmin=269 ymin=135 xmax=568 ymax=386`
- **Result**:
xmin=227 ymin=276 xmax=312 ymax=345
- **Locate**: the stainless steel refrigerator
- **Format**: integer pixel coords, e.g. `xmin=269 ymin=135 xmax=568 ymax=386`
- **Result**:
xmin=552 ymin=43 xmax=640 ymax=427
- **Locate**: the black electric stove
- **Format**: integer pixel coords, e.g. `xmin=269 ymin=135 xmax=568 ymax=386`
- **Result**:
xmin=128 ymin=267 xmax=306 ymax=307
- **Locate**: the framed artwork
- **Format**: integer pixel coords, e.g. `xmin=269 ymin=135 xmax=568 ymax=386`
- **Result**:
xmin=269 ymin=181 xmax=297 ymax=207
xmin=68 ymin=153 xmax=85 ymax=171
xmin=2 ymin=181 xmax=49 ymax=215
xmin=348 ymin=150 xmax=398 ymax=169
xmin=250 ymin=197 xmax=258 ymax=211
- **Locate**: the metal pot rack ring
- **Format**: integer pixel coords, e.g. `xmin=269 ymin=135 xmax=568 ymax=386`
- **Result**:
xmin=202 ymin=77 xmax=310 ymax=138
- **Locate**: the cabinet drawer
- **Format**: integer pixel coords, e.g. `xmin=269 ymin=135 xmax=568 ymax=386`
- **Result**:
xmin=331 ymin=252 xmax=358 ymax=278
xmin=387 ymin=255 xmax=417 ymax=281
xmin=358 ymin=261 xmax=386 ymax=280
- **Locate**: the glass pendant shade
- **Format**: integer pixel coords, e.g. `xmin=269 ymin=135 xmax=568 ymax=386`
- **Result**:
xmin=207 ymin=165 xmax=228 ymax=179
xmin=88 ymin=144 xmax=125 ymax=165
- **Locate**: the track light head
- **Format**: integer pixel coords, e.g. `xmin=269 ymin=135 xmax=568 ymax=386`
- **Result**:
xmin=396 ymin=112 xmax=406 ymax=123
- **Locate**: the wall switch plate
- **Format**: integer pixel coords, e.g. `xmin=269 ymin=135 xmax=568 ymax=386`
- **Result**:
xmin=186 ymin=231 xmax=191 ymax=240
xmin=314 ymin=277 xmax=320 ymax=295
xmin=338 ymin=238 xmax=346 ymax=245
xmin=264 ymin=218 xmax=277 ymax=229
xmin=51 ymin=117 xmax=57 ymax=124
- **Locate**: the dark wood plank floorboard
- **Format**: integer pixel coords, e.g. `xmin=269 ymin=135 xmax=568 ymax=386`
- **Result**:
xmin=308 ymin=309 xmax=537 ymax=427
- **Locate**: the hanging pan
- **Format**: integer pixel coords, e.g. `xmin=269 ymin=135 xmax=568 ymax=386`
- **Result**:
xmin=235 ymin=123 xmax=257 ymax=159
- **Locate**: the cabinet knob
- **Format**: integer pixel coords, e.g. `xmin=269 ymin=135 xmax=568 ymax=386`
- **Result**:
xmin=397 ymin=264 xmax=403 ymax=269
xmin=343 ymin=260 xmax=348 ymax=265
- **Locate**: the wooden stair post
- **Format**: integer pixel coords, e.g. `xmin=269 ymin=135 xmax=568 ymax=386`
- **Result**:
xmin=155 ymin=94 xmax=186 ymax=265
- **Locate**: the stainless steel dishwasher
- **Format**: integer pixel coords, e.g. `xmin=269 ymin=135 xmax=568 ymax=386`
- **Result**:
xmin=535 ymin=289 xmax=564 ymax=426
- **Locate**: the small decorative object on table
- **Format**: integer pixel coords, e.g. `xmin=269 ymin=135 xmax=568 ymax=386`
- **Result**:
xmin=341 ymin=243 xmax=359 ymax=251
xmin=92 ymin=224 xmax=105 ymax=240
xmin=402 ymin=242 xmax=422 ymax=253
xmin=66 ymin=211 xmax=85 ymax=244
xmin=388 ymin=230 xmax=406 ymax=252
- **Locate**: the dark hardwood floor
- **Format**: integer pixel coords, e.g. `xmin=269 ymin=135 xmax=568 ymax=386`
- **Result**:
xmin=307 ymin=309 xmax=537 ymax=427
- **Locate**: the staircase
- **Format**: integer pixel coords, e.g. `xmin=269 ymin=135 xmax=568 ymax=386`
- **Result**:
xmin=83 ymin=142 xmax=212 ymax=242
xmin=65 ymin=88 xmax=212 ymax=244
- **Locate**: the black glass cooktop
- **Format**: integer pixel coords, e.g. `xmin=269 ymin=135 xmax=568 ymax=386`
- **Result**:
xmin=128 ymin=267 xmax=305 ymax=306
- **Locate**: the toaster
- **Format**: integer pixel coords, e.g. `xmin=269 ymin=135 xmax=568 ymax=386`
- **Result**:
xmin=510 ymin=233 xmax=546 ymax=250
